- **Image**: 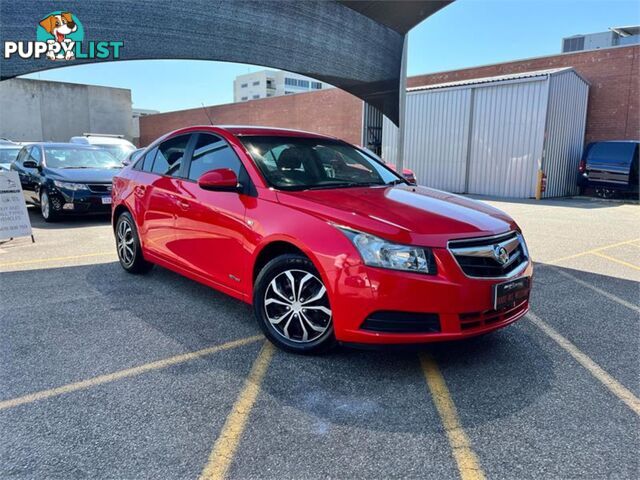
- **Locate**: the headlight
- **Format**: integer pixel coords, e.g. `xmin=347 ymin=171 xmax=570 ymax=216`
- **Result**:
xmin=338 ymin=227 xmax=436 ymax=274
xmin=53 ymin=180 xmax=89 ymax=191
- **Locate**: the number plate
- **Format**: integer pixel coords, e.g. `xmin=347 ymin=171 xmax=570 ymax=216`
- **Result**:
xmin=101 ymin=196 xmax=112 ymax=205
xmin=494 ymin=276 xmax=530 ymax=310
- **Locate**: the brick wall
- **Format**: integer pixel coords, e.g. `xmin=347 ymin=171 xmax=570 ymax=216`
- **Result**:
xmin=139 ymin=87 xmax=363 ymax=146
xmin=140 ymin=45 xmax=638 ymax=147
xmin=408 ymin=45 xmax=639 ymax=144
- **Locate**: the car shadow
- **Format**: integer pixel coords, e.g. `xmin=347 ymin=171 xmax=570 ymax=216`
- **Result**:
xmin=27 ymin=206 xmax=111 ymax=230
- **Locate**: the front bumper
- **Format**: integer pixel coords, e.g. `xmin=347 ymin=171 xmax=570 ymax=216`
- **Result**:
xmin=327 ymin=247 xmax=533 ymax=344
xmin=48 ymin=187 xmax=112 ymax=215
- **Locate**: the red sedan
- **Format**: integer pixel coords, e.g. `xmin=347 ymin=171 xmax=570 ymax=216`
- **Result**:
xmin=112 ymin=126 xmax=532 ymax=353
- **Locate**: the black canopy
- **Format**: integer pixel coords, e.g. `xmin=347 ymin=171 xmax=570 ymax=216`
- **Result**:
xmin=0 ymin=0 xmax=451 ymax=124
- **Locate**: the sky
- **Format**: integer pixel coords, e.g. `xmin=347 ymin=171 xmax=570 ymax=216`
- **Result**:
xmin=22 ymin=0 xmax=640 ymax=112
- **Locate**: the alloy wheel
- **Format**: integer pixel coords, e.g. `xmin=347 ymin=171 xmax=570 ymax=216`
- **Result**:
xmin=117 ymin=218 xmax=136 ymax=267
xmin=40 ymin=191 xmax=50 ymax=219
xmin=264 ymin=269 xmax=332 ymax=343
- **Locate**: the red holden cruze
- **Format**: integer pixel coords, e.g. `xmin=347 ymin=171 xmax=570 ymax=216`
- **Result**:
xmin=112 ymin=126 xmax=532 ymax=353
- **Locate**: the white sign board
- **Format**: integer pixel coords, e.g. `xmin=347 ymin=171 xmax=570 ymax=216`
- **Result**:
xmin=0 ymin=171 xmax=33 ymax=240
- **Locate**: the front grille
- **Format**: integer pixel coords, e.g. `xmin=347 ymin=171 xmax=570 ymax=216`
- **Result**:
xmin=87 ymin=183 xmax=112 ymax=193
xmin=459 ymin=299 xmax=528 ymax=331
xmin=448 ymin=231 xmax=528 ymax=278
xmin=361 ymin=311 xmax=440 ymax=334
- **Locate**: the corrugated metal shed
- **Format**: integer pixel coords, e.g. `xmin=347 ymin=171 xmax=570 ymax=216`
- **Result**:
xmin=383 ymin=68 xmax=589 ymax=198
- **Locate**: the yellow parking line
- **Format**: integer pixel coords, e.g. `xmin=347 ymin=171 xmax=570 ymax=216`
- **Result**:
xmin=0 ymin=335 xmax=263 ymax=411
xmin=545 ymin=238 xmax=640 ymax=265
xmin=419 ymin=354 xmax=485 ymax=480
xmin=199 ymin=341 xmax=275 ymax=480
xmin=527 ymin=312 xmax=640 ymax=416
xmin=0 ymin=251 xmax=115 ymax=268
xmin=592 ymin=251 xmax=640 ymax=271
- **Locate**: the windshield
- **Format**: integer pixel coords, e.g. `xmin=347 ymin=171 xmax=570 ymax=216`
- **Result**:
xmin=94 ymin=144 xmax=135 ymax=161
xmin=240 ymin=136 xmax=403 ymax=190
xmin=0 ymin=147 xmax=21 ymax=164
xmin=44 ymin=147 xmax=122 ymax=169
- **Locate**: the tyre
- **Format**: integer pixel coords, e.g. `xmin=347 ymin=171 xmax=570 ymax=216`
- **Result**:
xmin=40 ymin=189 xmax=58 ymax=222
xmin=253 ymin=254 xmax=335 ymax=354
xmin=115 ymin=211 xmax=153 ymax=274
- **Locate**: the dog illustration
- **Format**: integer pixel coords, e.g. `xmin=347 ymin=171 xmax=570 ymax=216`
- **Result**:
xmin=39 ymin=12 xmax=77 ymax=60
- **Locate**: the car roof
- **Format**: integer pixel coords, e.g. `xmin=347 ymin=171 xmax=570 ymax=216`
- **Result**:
xmin=167 ymin=125 xmax=339 ymax=140
xmin=30 ymin=142 xmax=106 ymax=149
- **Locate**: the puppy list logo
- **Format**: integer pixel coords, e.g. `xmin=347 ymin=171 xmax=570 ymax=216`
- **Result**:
xmin=3 ymin=11 xmax=123 ymax=61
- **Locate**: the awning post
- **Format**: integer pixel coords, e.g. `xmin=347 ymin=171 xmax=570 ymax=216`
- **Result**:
xmin=396 ymin=35 xmax=408 ymax=173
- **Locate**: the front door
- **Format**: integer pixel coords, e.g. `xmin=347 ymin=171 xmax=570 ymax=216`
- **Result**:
xmin=172 ymin=133 xmax=251 ymax=293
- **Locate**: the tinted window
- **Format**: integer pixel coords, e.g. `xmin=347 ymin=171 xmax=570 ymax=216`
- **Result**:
xmin=138 ymin=147 xmax=158 ymax=172
xmin=240 ymin=136 xmax=401 ymax=190
xmin=30 ymin=146 xmax=42 ymax=164
xmin=15 ymin=147 xmax=29 ymax=166
xmin=188 ymin=134 xmax=242 ymax=181
xmin=151 ymin=135 xmax=190 ymax=176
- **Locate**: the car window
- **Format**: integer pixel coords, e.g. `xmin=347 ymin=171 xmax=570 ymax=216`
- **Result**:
xmin=241 ymin=136 xmax=401 ymax=190
xmin=43 ymin=147 xmax=121 ymax=169
xmin=30 ymin=146 xmax=42 ymax=164
xmin=15 ymin=147 xmax=29 ymax=166
xmin=0 ymin=147 xmax=21 ymax=164
xmin=94 ymin=144 xmax=135 ymax=162
xmin=188 ymin=134 xmax=242 ymax=181
xmin=151 ymin=135 xmax=190 ymax=177
xmin=135 ymin=147 xmax=156 ymax=172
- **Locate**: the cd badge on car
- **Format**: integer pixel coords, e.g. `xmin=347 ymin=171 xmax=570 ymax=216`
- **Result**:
xmin=494 ymin=245 xmax=510 ymax=265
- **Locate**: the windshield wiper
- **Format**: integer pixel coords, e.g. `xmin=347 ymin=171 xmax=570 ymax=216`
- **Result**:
xmin=386 ymin=178 xmax=407 ymax=186
xmin=304 ymin=181 xmax=385 ymax=190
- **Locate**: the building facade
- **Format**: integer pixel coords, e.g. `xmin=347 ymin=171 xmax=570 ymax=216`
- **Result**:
xmin=0 ymin=78 xmax=133 ymax=143
xmin=141 ymin=44 xmax=639 ymax=168
xmin=233 ymin=70 xmax=328 ymax=102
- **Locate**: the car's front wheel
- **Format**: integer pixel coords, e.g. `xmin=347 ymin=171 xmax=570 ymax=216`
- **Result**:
xmin=254 ymin=254 xmax=335 ymax=354
xmin=115 ymin=212 xmax=153 ymax=274
xmin=40 ymin=190 xmax=58 ymax=222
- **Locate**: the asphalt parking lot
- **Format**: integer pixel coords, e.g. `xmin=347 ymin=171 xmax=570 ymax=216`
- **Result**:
xmin=1 ymin=196 xmax=638 ymax=479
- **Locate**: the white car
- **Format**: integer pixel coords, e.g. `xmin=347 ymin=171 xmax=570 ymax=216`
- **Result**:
xmin=70 ymin=134 xmax=136 ymax=162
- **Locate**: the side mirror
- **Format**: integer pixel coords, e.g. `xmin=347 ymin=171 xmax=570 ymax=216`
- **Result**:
xmin=23 ymin=160 xmax=38 ymax=169
xmin=198 ymin=168 xmax=241 ymax=192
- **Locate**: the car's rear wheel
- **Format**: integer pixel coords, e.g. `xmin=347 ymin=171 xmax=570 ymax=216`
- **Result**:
xmin=115 ymin=212 xmax=153 ymax=274
xmin=40 ymin=190 xmax=58 ymax=222
xmin=254 ymin=254 xmax=335 ymax=354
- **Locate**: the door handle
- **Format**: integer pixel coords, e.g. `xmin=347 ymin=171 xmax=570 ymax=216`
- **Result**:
xmin=177 ymin=200 xmax=189 ymax=210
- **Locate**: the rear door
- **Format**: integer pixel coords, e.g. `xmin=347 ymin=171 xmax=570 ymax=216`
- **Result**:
xmin=139 ymin=134 xmax=194 ymax=262
xmin=172 ymin=132 xmax=252 ymax=293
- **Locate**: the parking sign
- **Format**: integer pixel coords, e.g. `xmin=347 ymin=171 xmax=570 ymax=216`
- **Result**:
xmin=0 ymin=170 xmax=33 ymax=240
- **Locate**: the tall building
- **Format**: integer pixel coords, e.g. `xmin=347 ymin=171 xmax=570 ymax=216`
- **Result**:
xmin=562 ymin=25 xmax=639 ymax=52
xmin=233 ymin=70 xmax=328 ymax=102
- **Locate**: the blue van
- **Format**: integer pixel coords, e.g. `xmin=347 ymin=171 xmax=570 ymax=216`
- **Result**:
xmin=578 ymin=141 xmax=639 ymax=198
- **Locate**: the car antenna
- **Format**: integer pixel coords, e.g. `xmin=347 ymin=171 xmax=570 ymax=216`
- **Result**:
xmin=201 ymin=103 xmax=214 ymax=126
